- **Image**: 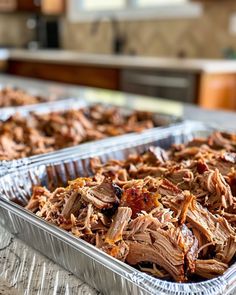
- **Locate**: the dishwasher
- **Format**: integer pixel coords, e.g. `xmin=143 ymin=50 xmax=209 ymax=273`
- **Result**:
xmin=120 ymin=69 xmax=198 ymax=103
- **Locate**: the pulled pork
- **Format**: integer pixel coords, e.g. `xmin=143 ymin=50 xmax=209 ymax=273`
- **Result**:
xmin=26 ymin=131 xmax=236 ymax=283
xmin=0 ymin=86 xmax=45 ymax=106
xmin=0 ymin=104 xmax=162 ymax=160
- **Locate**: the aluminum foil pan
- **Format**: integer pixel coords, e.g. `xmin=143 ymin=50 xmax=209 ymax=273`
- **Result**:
xmin=0 ymin=76 xmax=87 ymax=122
xmin=0 ymin=121 xmax=236 ymax=295
xmin=0 ymin=74 xmax=78 ymax=107
xmin=0 ymin=98 xmax=182 ymax=175
xmin=0 ymin=95 xmax=87 ymax=121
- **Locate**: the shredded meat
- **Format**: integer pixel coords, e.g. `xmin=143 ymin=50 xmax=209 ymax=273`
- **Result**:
xmin=195 ymin=259 xmax=228 ymax=279
xmin=208 ymin=132 xmax=236 ymax=151
xmin=105 ymin=207 xmax=132 ymax=244
xmin=148 ymin=146 xmax=169 ymax=164
xmin=0 ymin=86 xmax=45 ymax=106
xmin=25 ymin=186 xmax=50 ymax=213
xmin=126 ymin=235 xmax=185 ymax=282
xmin=198 ymin=169 xmax=236 ymax=210
xmin=0 ymin=104 xmax=163 ymax=160
xmin=120 ymin=186 xmax=160 ymax=218
xmin=26 ymin=131 xmax=236 ymax=283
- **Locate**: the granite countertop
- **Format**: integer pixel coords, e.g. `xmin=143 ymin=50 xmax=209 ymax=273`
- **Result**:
xmin=0 ymin=225 xmax=99 ymax=295
xmin=1 ymin=49 xmax=236 ymax=73
xmin=0 ymin=74 xmax=236 ymax=294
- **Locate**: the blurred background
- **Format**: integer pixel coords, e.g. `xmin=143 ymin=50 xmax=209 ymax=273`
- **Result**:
xmin=0 ymin=0 xmax=236 ymax=111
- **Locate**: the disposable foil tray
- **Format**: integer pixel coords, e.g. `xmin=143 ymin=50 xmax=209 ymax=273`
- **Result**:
xmin=1 ymin=121 xmax=235 ymax=295
xmin=0 ymin=75 xmax=78 ymax=109
xmin=0 ymin=97 xmax=182 ymax=175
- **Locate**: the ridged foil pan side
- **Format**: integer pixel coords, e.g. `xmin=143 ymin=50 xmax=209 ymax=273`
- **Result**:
xmin=0 ymin=96 xmax=87 ymax=121
xmin=1 ymin=121 xmax=235 ymax=295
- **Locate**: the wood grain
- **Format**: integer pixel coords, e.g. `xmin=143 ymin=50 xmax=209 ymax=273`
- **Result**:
xmin=17 ymin=0 xmax=40 ymax=12
xmin=7 ymin=60 xmax=120 ymax=90
xmin=198 ymin=73 xmax=236 ymax=110
xmin=0 ymin=60 xmax=7 ymax=72
xmin=41 ymin=0 xmax=65 ymax=15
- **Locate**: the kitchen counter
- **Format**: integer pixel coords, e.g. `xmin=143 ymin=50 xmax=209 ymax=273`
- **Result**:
xmin=1 ymin=74 xmax=236 ymax=294
xmin=0 ymin=48 xmax=235 ymax=74
xmin=5 ymin=49 xmax=236 ymax=73
xmin=4 ymin=49 xmax=236 ymax=110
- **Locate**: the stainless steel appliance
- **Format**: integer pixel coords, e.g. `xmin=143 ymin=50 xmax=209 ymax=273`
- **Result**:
xmin=121 ymin=69 xmax=197 ymax=103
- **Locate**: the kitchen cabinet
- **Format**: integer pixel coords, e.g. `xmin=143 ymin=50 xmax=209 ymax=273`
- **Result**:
xmin=41 ymin=0 xmax=65 ymax=15
xmin=121 ymin=69 xmax=236 ymax=110
xmin=0 ymin=60 xmax=7 ymax=72
xmin=17 ymin=0 xmax=40 ymax=12
xmin=7 ymin=60 xmax=120 ymax=90
xmin=198 ymin=73 xmax=236 ymax=110
xmin=0 ymin=0 xmax=65 ymax=14
xmin=6 ymin=54 xmax=236 ymax=111
xmin=6 ymin=58 xmax=198 ymax=102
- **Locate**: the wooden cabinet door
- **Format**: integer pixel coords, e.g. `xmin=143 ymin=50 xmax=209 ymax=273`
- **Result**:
xmin=198 ymin=73 xmax=236 ymax=110
xmin=7 ymin=60 xmax=120 ymax=90
xmin=41 ymin=0 xmax=65 ymax=15
xmin=13 ymin=0 xmax=64 ymax=14
xmin=17 ymin=0 xmax=41 ymax=12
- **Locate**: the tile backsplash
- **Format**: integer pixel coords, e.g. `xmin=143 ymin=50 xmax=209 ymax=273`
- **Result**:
xmin=61 ymin=1 xmax=236 ymax=58
xmin=0 ymin=13 xmax=33 ymax=48
xmin=0 ymin=1 xmax=236 ymax=58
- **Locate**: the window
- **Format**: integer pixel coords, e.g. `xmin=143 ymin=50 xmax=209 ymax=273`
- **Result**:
xmin=137 ymin=0 xmax=187 ymax=6
xmin=80 ymin=0 xmax=126 ymax=11
xmin=78 ymin=0 xmax=188 ymax=11
xmin=68 ymin=0 xmax=202 ymax=22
